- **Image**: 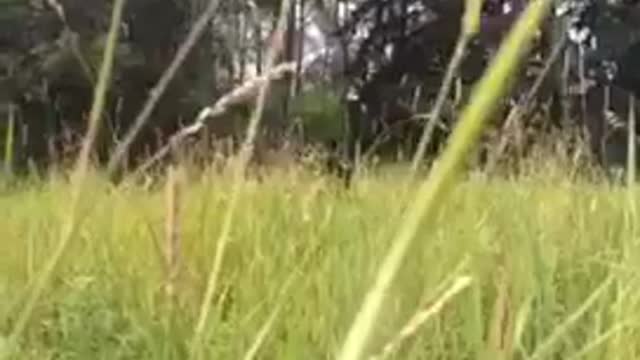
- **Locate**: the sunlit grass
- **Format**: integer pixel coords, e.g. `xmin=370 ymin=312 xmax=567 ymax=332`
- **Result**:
xmin=3 ymin=0 xmax=640 ymax=358
xmin=5 ymin=0 xmax=125 ymax=349
xmin=0 ymin=165 xmax=639 ymax=359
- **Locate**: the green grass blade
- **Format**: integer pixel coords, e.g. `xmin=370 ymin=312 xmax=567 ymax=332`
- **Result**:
xmin=336 ymin=2 xmax=553 ymax=359
xmin=7 ymin=0 xmax=125 ymax=346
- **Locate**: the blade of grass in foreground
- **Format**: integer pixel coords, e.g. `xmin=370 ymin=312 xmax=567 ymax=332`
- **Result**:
xmin=188 ymin=0 xmax=292 ymax=358
xmin=336 ymin=1 xmax=554 ymax=359
xmin=6 ymin=0 xmax=125 ymax=348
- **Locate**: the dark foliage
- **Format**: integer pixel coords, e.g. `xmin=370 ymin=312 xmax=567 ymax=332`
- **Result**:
xmin=549 ymin=0 xmax=640 ymax=171
xmin=332 ymin=0 xmax=640 ymax=183
xmin=335 ymin=0 xmax=535 ymax=182
xmin=3 ymin=0 xmax=640 ymax=181
xmin=0 ymin=0 xmax=204 ymax=172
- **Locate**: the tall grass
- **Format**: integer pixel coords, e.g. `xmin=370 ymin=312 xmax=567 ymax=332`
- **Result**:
xmin=3 ymin=0 xmax=640 ymax=359
xmin=5 ymin=0 xmax=125 ymax=350
xmin=337 ymin=1 xmax=553 ymax=359
xmin=0 ymin=165 xmax=639 ymax=359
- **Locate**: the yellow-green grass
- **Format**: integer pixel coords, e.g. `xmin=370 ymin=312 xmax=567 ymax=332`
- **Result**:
xmin=2 ymin=0 xmax=638 ymax=358
xmin=0 ymin=166 xmax=639 ymax=359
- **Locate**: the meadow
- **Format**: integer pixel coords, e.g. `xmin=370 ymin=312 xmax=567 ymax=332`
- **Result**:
xmin=3 ymin=0 xmax=640 ymax=359
xmin=0 ymin=161 xmax=640 ymax=359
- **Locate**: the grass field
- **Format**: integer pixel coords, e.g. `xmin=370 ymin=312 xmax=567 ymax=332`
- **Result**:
xmin=0 ymin=164 xmax=639 ymax=359
xmin=4 ymin=1 xmax=640 ymax=358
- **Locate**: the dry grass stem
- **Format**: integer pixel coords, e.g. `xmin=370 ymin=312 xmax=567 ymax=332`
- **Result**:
xmin=132 ymin=61 xmax=298 ymax=176
xmin=369 ymin=276 xmax=473 ymax=360
xmin=486 ymin=268 xmax=514 ymax=360
xmin=8 ymin=0 xmax=125 ymax=343
xmin=164 ymin=165 xmax=182 ymax=303
xmin=486 ymin=32 xmax=568 ymax=171
xmin=189 ymin=0 xmax=293 ymax=358
xmin=106 ymin=0 xmax=222 ymax=175
xmin=409 ymin=0 xmax=483 ymax=176
xmin=627 ymin=94 xmax=636 ymax=187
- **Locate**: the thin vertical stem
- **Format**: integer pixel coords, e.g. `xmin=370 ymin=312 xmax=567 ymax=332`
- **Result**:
xmin=8 ymin=0 xmax=125 ymax=343
xmin=106 ymin=0 xmax=222 ymax=175
xmin=164 ymin=165 xmax=182 ymax=304
xmin=337 ymin=1 xmax=551 ymax=358
xmin=4 ymin=103 xmax=15 ymax=175
xmin=627 ymin=94 xmax=636 ymax=187
xmin=189 ymin=0 xmax=292 ymax=358
xmin=409 ymin=0 xmax=483 ymax=177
